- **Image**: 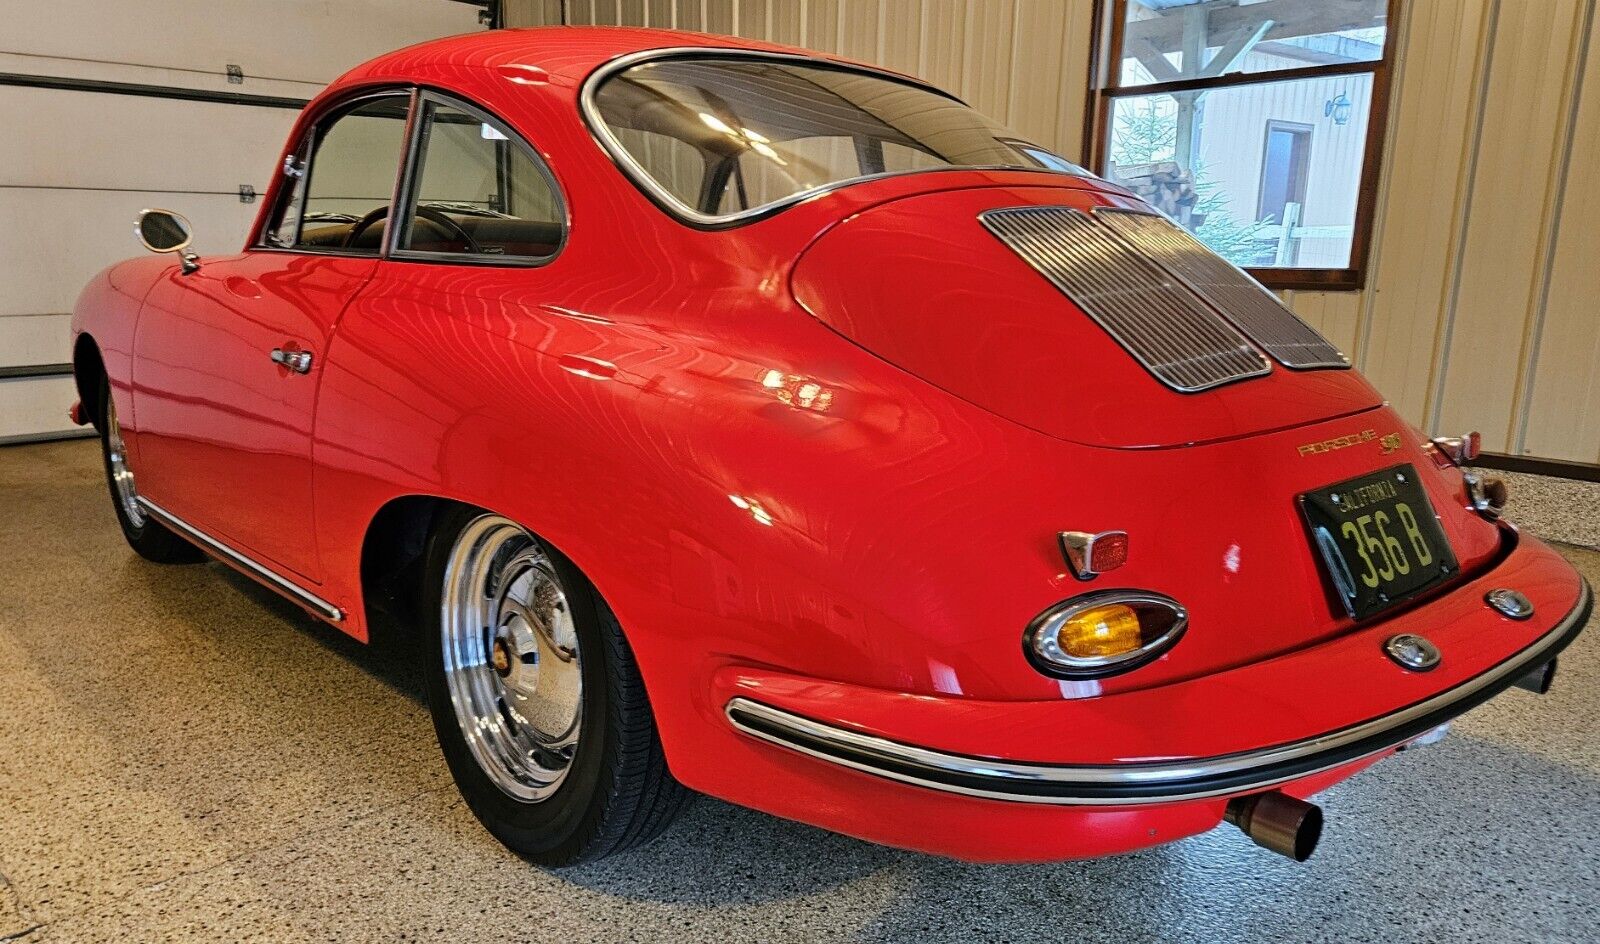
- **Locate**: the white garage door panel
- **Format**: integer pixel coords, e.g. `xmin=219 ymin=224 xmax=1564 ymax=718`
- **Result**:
xmin=0 ymin=190 xmax=259 ymax=318
xmin=1 ymin=0 xmax=487 ymax=443
xmin=0 ymin=87 xmax=299 ymax=192
xmin=0 ymin=375 xmax=80 ymax=441
xmin=7 ymin=1 xmax=481 ymax=86
xmin=0 ymin=315 xmax=74 ymax=368
xmin=0 ymin=54 xmax=322 ymax=102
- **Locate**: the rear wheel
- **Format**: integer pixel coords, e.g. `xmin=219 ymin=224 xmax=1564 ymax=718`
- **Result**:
xmin=421 ymin=507 xmax=689 ymax=865
xmin=98 ymin=380 xmax=203 ymax=564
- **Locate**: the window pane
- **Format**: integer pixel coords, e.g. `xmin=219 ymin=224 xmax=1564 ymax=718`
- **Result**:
xmin=611 ymin=126 xmax=707 ymax=208
xmin=1001 ymin=139 xmax=1094 ymax=176
xmin=1103 ymin=73 xmax=1372 ymax=269
xmin=273 ymin=95 xmax=410 ymax=252
xmin=1118 ymin=0 xmax=1387 ymax=88
xmin=718 ymin=136 xmax=855 ymax=213
xmin=594 ymin=56 xmax=1056 ymax=219
xmin=401 ymin=102 xmax=563 ymax=259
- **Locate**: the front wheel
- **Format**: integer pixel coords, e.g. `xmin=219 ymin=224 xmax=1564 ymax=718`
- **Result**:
xmin=421 ymin=507 xmax=689 ymax=865
xmin=98 ymin=380 xmax=203 ymax=564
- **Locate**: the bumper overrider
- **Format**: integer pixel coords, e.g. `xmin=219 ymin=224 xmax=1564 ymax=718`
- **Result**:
xmin=722 ymin=551 xmax=1590 ymax=812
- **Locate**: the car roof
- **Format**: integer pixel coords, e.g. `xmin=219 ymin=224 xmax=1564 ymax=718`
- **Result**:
xmin=334 ymin=25 xmax=894 ymax=93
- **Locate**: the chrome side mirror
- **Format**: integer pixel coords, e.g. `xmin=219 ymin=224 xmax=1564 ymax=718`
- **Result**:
xmin=135 ymin=208 xmax=200 ymax=273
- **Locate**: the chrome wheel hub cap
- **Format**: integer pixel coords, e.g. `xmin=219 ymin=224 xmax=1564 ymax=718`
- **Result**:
xmin=441 ymin=515 xmax=582 ymax=801
xmin=104 ymin=394 xmax=145 ymax=527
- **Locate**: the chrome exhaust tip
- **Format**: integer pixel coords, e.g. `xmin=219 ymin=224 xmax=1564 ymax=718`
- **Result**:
xmin=1224 ymin=792 xmax=1323 ymax=862
xmin=1513 ymin=658 xmax=1558 ymax=695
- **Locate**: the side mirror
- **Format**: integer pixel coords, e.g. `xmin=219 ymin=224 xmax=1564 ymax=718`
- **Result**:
xmin=135 ymin=208 xmax=200 ymax=273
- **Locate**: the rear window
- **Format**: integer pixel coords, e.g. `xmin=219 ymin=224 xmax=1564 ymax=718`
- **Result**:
xmin=589 ymin=55 xmax=1072 ymax=223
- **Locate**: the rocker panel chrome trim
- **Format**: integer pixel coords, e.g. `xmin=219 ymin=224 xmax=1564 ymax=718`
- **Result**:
xmin=726 ymin=580 xmax=1590 ymax=805
xmin=135 ymin=497 xmax=344 ymax=622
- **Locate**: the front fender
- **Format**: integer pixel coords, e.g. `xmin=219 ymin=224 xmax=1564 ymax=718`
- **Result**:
xmin=70 ymin=256 xmax=175 ymax=429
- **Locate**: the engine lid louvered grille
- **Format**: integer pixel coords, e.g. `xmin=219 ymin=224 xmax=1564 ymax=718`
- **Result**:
xmin=1093 ymin=208 xmax=1350 ymax=370
xmin=979 ymin=206 xmax=1272 ymax=393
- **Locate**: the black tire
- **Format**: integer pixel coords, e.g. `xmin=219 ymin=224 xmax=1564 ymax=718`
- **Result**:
xmin=98 ymin=380 xmax=204 ymax=564
xmin=421 ymin=505 xmax=690 ymax=865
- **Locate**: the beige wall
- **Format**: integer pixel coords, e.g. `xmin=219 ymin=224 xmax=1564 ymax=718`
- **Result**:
xmin=508 ymin=0 xmax=1600 ymax=466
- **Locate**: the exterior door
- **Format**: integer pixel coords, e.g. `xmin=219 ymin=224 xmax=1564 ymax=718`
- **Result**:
xmin=1257 ymin=120 xmax=1312 ymax=265
xmin=130 ymin=92 xmax=412 ymax=581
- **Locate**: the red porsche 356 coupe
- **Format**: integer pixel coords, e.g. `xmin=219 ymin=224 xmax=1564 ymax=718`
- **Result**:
xmin=70 ymin=27 xmax=1588 ymax=865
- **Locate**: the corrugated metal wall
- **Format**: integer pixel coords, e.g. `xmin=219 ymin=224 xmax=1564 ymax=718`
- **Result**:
xmin=1365 ymin=0 xmax=1599 ymax=463
xmin=508 ymin=0 xmax=1096 ymax=162
xmin=507 ymin=0 xmax=1600 ymax=465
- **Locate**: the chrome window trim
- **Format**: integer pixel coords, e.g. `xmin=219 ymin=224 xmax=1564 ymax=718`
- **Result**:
xmin=136 ymin=497 xmax=344 ymax=622
xmin=383 ymin=87 xmax=426 ymax=259
xmin=726 ymin=580 xmax=1590 ymax=805
xmin=578 ymin=47 xmax=1080 ymax=229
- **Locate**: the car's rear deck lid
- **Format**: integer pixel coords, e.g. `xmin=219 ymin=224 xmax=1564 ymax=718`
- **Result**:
xmin=792 ymin=184 xmax=1381 ymax=448
xmin=979 ymin=206 xmax=1274 ymax=393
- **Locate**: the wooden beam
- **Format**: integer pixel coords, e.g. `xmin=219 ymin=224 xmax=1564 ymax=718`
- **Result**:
xmin=1124 ymin=0 xmax=1382 ymax=55
xmin=1199 ymin=20 xmax=1276 ymax=78
xmin=1132 ymin=38 xmax=1184 ymax=83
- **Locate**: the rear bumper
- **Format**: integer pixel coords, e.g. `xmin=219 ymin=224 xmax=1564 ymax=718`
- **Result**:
xmin=694 ymin=529 xmax=1589 ymax=860
xmin=726 ymin=577 xmax=1589 ymax=805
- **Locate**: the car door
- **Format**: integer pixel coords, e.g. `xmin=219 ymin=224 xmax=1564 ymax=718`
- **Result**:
xmin=314 ymin=90 xmax=571 ymax=536
xmin=131 ymin=91 xmax=413 ymax=582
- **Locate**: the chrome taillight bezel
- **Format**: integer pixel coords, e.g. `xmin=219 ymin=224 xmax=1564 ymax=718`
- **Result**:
xmin=1024 ymin=590 xmax=1189 ymax=679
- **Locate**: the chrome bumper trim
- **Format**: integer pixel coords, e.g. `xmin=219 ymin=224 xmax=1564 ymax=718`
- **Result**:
xmin=726 ymin=580 xmax=1590 ymax=805
xmin=135 ymin=497 xmax=344 ymax=622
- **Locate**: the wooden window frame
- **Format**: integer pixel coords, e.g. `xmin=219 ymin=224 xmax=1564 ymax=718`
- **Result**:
xmin=1084 ymin=0 xmax=1400 ymax=292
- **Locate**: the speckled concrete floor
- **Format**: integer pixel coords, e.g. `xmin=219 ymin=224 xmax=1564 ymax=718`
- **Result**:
xmin=2 ymin=439 xmax=1598 ymax=943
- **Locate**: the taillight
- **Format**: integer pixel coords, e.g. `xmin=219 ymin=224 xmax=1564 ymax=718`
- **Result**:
xmin=1430 ymin=431 xmax=1481 ymax=466
xmin=1025 ymin=591 xmax=1187 ymax=678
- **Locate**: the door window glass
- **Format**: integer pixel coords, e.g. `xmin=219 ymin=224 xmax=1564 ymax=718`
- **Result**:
xmin=268 ymin=94 xmax=410 ymax=252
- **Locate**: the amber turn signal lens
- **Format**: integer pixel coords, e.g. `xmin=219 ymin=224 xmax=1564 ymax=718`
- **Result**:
xmin=1055 ymin=604 xmax=1143 ymax=659
xmin=1027 ymin=592 xmax=1188 ymax=678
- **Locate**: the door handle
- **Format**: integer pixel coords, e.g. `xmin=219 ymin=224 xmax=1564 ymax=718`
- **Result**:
xmin=271 ymin=348 xmax=313 ymax=374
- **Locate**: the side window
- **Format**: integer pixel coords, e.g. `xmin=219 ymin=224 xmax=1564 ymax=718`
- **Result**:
xmin=396 ymin=99 xmax=563 ymax=261
xmin=267 ymin=94 xmax=410 ymax=252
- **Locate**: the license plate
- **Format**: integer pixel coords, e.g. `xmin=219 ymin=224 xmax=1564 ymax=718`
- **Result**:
xmin=1298 ymin=464 xmax=1458 ymax=620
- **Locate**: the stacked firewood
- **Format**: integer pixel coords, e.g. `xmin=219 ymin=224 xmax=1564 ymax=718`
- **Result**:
xmin=1107 ymin=161 xmax=1207 ymax=229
